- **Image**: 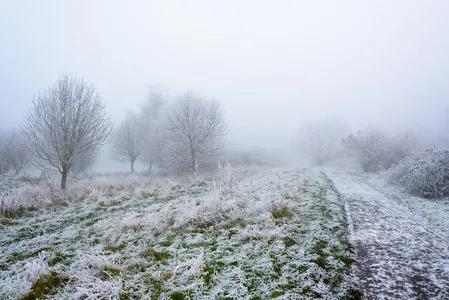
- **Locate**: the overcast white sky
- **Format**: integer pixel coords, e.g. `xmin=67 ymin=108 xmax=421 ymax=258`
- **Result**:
xmin=1 ymin=0 xmax=449 ymax=150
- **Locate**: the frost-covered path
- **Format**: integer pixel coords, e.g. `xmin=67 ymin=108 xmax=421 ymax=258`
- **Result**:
xmin=325 ymin=169 xmax=449 ymax=299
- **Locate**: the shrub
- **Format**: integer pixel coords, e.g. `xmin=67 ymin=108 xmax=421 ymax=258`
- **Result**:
xmin=388 ymin=148 xmax=449 ymax=198
xmin=343 ymin=130 xmax=415 ymax=172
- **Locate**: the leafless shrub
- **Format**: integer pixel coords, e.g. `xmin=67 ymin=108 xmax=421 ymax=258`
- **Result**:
xmin=0 ymin=182 xmax=54 ymax=216
xmin=343 ymin=129 xmax=415 ymax=172
xmin=388 ymin=148 xmax=449 ymax=199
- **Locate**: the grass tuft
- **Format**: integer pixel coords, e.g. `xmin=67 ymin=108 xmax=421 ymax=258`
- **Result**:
xmin=48 ymin=251 xmax=67 ymax=266
xmin=282 ymin=236 xmax=296 ymax=247
xmin=8 ymin=247 xmax=52 ymax=263
xmin=20 ymin=272 xmax=68 ymax=300
xmin=170 ymin=291 xmax=186 ymax=300
xmin=104 ymin=242 xmax=127 ymax=252
xmin=99 ymin=266 xmax=121 ymax=280
xmin=140 ymin=247 xmax=172 ymax=261
xmin=271 ymin=207 xmax=294 ymax=219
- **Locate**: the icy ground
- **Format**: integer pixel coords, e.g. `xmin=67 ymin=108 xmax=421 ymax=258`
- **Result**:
xmin=0 ymin=168 xmax=356 ymax=299
xmin=325 ymin=168 xmax=449 ymax=299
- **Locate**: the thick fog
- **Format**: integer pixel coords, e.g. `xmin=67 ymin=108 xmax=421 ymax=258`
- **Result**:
xmin=4 ymin=5 xmax=449 ymax=297
xmin=1 ymin=1 xmax=449 ymax=170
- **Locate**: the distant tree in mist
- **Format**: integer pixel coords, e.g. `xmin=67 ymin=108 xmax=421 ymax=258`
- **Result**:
xmin=111 ymin=113 xmax=141 ymax=173
xmin=138 ymin=88 xmax=166 ymax=175
xmin=24 ymin=75 xmax=112 ymax=189
xmin=0 ymin=129 xmax=30 ymax=175
xmin=445 ymin=108 xmax=449 ymax=146
xmin=165 ymin=92 xmax=225 ymax=174
xmin=0 ymin=133 xmax=7 ymax=174
xmin=296 ymin=118 xmax=348 ymax=165
xmin=71 ymin=149 xmax=97 ymax=176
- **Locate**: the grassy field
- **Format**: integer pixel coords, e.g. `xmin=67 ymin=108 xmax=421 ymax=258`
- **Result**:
xmin=0 ymin=168 xmax=360 ymax=299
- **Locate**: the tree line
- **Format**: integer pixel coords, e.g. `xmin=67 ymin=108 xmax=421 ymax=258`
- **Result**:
xmin=110 ymin=89 xmax=225 ymax=176
xmin=0 ymin=75 xmax=226 ymax=190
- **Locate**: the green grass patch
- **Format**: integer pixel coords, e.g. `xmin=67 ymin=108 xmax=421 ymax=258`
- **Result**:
xmin=312 ymin=239 xmax=330 ymax=270
xmin=140 ymin=190 xmax=160 ymax=199
xmin=282 ymin=236 xmax=296 ymax=247
xmin=48 ymin=250 xmax=68 ymax=266
xmin=140 ymin=247 xmax=171 ymax=261
xmin=99 ymin=266 xmax=121 ymax=280
xmin=271 ymin=207 xmax=294 ymax=220
xmin=0 ymin=217 xmax=16 ymax=226
xmin=297 ymin=265 xmax=308 ymax=274
xmin=221 ymin=218 xmax=246 ymax=229
xmin=20 ymin=272 xmax=69 ymax=300
xmin=8 ymin=247 xmax=52 ymax=263
xmin=345 ymin=289 xmax=364 ymax=299
xmin=201 ymin=259 xmax=226 ymax=286
xmin=123 ymin=224 xmax=144 ymax=232
xmin=104 ymin=242 xmax=127 ymax=252
xmin=160 ymin=235 xmax=175 ymax=247
xmin=270 ymin=290 xmax=285 ymax=298
xmin=142 ymin=275 xmax=164 ymax=300
xmin=170 ymin=291 xmax=186 ymax=300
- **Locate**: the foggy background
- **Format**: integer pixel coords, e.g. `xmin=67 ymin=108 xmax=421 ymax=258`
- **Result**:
xmin=1 ymin=0 xmax=449 ymax=171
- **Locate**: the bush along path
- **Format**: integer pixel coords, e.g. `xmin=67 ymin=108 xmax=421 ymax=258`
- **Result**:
xmin=0 ymin=168 xmax=360 ymax=299
xmin=325 ymin=168 xmax=449 ymax=299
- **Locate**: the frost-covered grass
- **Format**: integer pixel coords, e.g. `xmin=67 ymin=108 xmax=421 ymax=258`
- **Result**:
xmin=0 ymin=172 xmax=185 ymax=217
xmin=0 ymin=167 xmax=357 ymax=299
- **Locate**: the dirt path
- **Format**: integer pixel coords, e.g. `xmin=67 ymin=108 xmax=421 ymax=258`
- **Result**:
xmin=324 ymin=169 xmax=449 ymax=299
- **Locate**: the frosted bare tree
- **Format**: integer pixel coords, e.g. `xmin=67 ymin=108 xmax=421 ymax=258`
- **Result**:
xmin=5 ymin=130 xmax=29 ymax=175
xmin=0 ymin=134 xmax=6 ymax=174
xmin=0 ymin=130 xmax=10 ymax=174
xmin=24 ymin=75 xmax=112 ymax=189
xmin=0 ymin=129 xmax=30 ymax=175
xmin=166 ymin=92 xmax=225 ymax=174
xmin=138 ymin=88 xmax=166 ymax=175
xmin=111 ymin=112 xmax=141 ymax=173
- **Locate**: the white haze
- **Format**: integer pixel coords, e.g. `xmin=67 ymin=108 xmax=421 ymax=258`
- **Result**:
xmin=1 ymin=1 xmax=449 ymax=170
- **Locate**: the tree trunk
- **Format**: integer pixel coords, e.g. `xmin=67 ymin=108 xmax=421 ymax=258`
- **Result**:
xmin=148 ymin=162 xmax=152 ymax=176
xmin=190 ymin=148 xmax=197 ymax=174
xmin=61 ymin=168 xmax=68 ymax=190
xmin=14 ymin=166 xmax=21 ymax=176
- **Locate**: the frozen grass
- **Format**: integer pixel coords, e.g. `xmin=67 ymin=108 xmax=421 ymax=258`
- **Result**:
xmin=0 ymin=167 xmax=357 ymax=299
xmin=0 ymin=172 xmax=184 ymax=217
